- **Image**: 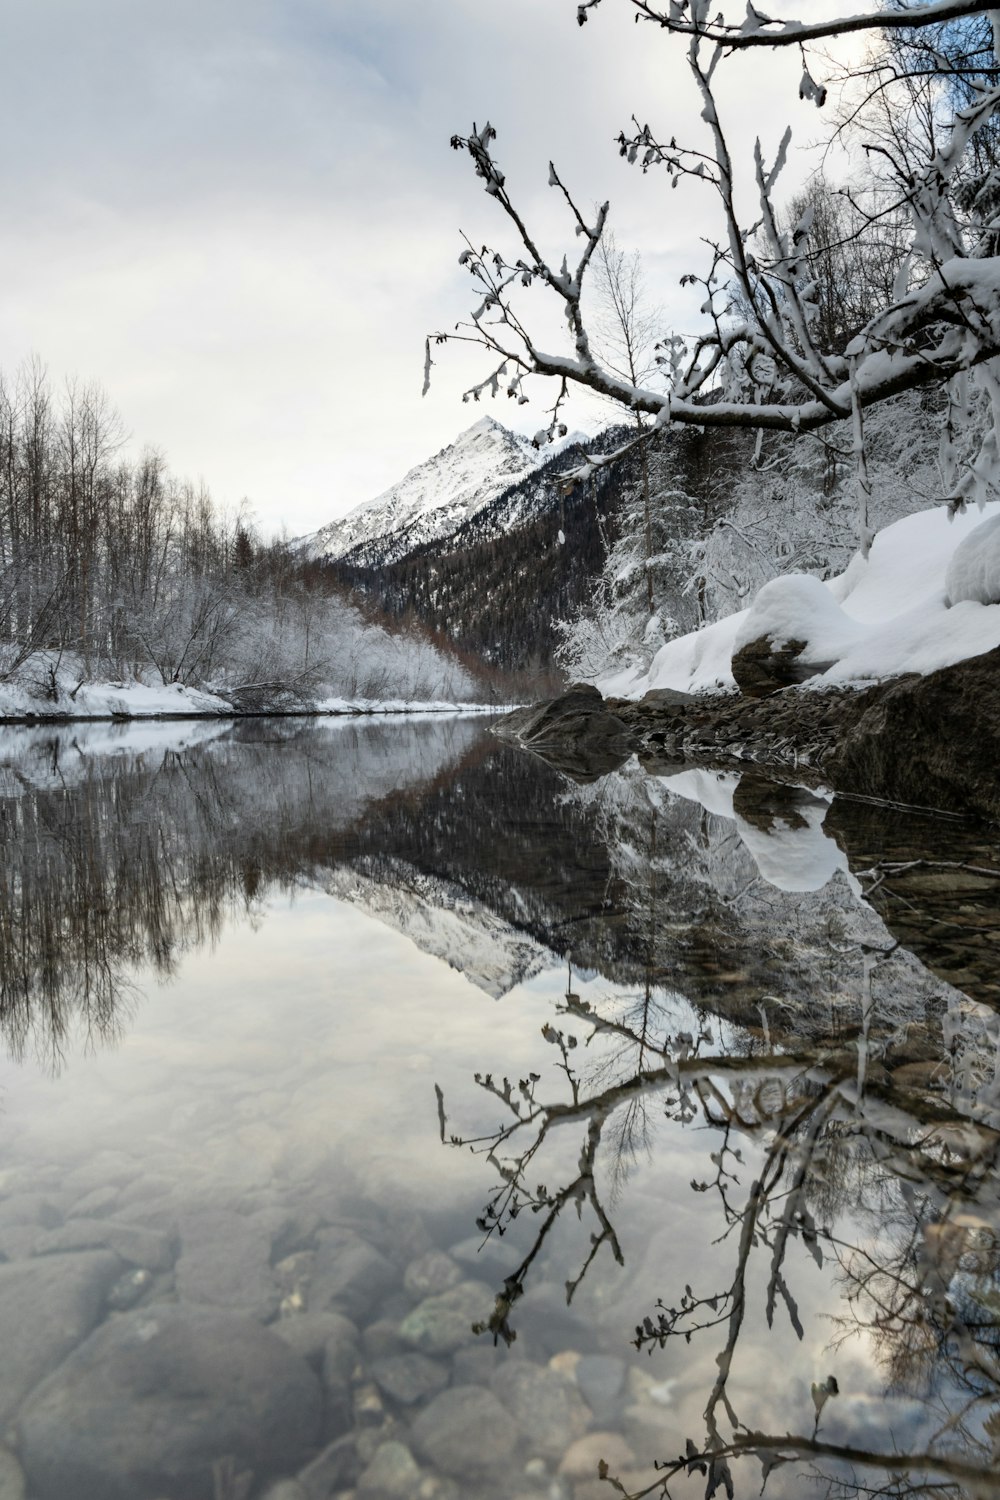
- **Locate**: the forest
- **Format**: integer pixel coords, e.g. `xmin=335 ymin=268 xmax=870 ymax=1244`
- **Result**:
xmin=0 ymin=362 xmax=482 ymax=712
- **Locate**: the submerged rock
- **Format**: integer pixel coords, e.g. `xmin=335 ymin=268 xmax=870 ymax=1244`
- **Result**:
xmin=17 ymin=1305 xmax=323 ymax=1500
xmin=310 ymin=1226 xmax=398 ymax=1322
xmin=410 ymin=1387 xmax=518 ymax=1479
xmin=370 ymin=1352 xmax=449 ymax=1406
xmin=0 ymin=1251 xmax=120 ymax=1424
xmin=398 ymin=1280 xmax=492 ymax=1356
xmin=491 ymin=1362 xmax=591 ymax=1459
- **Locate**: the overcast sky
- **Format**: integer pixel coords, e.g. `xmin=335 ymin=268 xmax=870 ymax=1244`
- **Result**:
xmin=0 ymin=1 xmax=853 ymax=536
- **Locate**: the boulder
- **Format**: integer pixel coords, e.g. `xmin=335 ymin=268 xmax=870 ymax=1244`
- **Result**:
xmin=491 ymin=1361 xmax=591 ymax=1459
xmin=175 ymin=1208 xmax=279 ymax=1321
xmin=398 ymin=1280 xmax=492 ymax=1356
xmin=0 ymin=1252 xmax=121 ymax=1424
xmin=410 ymin=1387 xmax=518 ymax=1480
xmin=17 ymin=1305 xmax=323 ymax=1500
xmin=370 ymin=1352 xmax=449 ymax=1405
xmin=496 ymin=684 xmax=633 ymax=780
xmin=309 ymin=1226 xmax=397 ymax=1322
xmin=730 ymin=633 xmax=814 ymax=698
xmin=826 ymin=645 xmax=1000 ymax=820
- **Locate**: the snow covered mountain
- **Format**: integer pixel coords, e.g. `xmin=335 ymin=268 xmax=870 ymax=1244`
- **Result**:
xmin=322 ymin=856 xmax=551 ymax=999
xmin=300 ymin=415 xmax=588 ymax=569
xmin=301 ymin=416 xmax=539 ymax=566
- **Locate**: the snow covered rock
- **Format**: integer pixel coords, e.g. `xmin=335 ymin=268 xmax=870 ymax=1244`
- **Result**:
xmin=731 ymin=574 xmax=862 ymax=697
xmin=945 ymin=511 xmax=1000 ymax=605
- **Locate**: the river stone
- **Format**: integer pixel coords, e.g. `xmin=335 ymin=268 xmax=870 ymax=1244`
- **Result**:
xmin=296 ymin=1434 xmax=359 ymax=1500
xmin=398 ymin=1280 xmax=492 ymax=1356
xmin=321 ymin=1316 xmax=362 ymax=1437
xmin=370 ymin=1352 xmax=448 ymax=1405
xmin=273 ymin=1311 xmax=358 ymax=1371
xmin=558 ymin=1433 xmax=635 ymax=1480
xmin=34 ymin=1218 xmax=175 ymax=1271
xmin=68 ymin=1184 xmax=121 ymax=1219
xmin=17 ymin=1304 xmax=323 ymax=1500
xmin=309 ymin=1226 xmax=397 ymax=1321
xmin=0 ymin=1193 xmax=63 ymax=1231
xmin=402 ymin=1249 xmax=462 ymax=1300
xmin=575 ymin=1354 xmax=625 ymax=1422
xmin=410 ymin=1387 xmax=518 ymax=1480
xmin=358 ymin=1440 xmax=422 ymax=1498
xmin=492 ymin=1362 xmax=591 ymax=1459
xmin=176 ymin=1208 xmax=279 ymax=1321
xmin=0 ymin=1251 xmax=120 ymax=1423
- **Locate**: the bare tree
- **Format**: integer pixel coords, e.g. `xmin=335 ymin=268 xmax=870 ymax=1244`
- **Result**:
xmin=428 ymin=2 xmax=1000 ymax=555
xmin=591 ymin=232 xmax=664 ymax=613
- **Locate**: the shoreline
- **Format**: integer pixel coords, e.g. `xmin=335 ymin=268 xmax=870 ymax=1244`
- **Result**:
xmin=495 ymin=654 xmax=1000 ymax=824
xmin=0 ymin=703 xmax=506 ymax=727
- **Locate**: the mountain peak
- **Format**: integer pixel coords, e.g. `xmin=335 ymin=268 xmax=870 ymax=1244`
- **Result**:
xmin=458 ymin=413 xmax=505 ymax=439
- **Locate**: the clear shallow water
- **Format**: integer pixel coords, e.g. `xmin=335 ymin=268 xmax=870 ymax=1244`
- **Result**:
xmin=0 ymin=716 xmax=998 ymax=1500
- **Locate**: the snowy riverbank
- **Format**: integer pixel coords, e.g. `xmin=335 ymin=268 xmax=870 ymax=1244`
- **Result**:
xmin=0 ymin=663 xmax=503 ymax=723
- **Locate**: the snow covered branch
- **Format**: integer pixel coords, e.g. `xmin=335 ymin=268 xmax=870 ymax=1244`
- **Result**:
xmin=430 ymin=2 xmax=1000 ymax=529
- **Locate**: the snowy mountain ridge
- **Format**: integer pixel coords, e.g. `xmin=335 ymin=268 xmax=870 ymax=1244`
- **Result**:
xmin=299 ymin=415 xmax=588 ymax=568
xmin=321 ymin=855 xmax=551 ymax=999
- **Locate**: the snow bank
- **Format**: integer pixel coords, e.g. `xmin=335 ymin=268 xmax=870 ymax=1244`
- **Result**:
xmin=601 ymin=501 xmax=1000 ymax=698
xmin=0 ymin=652 xmax=497 ymax=723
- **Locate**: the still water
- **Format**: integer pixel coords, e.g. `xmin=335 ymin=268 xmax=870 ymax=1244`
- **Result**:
xmin=0 ymin=714 xmax=998 ymax=1500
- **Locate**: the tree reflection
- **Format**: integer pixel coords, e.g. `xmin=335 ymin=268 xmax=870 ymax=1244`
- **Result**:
xmin=439 ymin=965 xmax=1000 ymax=1500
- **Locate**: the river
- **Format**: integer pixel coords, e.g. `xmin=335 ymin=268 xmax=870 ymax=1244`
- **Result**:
xmin=0 ymin=714 xmax=997 ymax=1500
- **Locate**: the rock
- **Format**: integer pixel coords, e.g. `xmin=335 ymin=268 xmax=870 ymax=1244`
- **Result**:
xmin=176 ymin=1208 xmax=279 ymax=1321
xmin=492 ymin=1362 xmax=591 ymax=1459
xmin=826 ymin=646 xmax=1000 ymax=821
xmin=639 ymin=686 xmax=693 ymax=706
xmin=322 ymin=1316 xmax=362 ymax=1437
xmin=68 ymin=1185 xmax=121 ymax=1220
xmin=399 ymin=1281 xmax=492 ymax=1356
xmin=0 ymin=1194 xmax=63 ymax=1231
xmin=0 ymin=1251 xmax=121 ymax=1424
xmin=358 ymin=1441 xmax=422 ymax=1498
xmin=558 ymin=1433 xmax=635 ymax=1481
xmin=497 ymin=685 xmax=633 ymax=782
xmin=17 ymin=1305 xmax=323 ymax=1500
xmin=731 ymin=633 xmax=814 ymax=698
xmin=363 ymin=1317 xmax=407 ymax=1362
xmin=310 ymin=1227 xmax=397 ymax=1322
xmin=449 ymin=1342 xmax=507 ymax=1386
xmin=34 ymin=1218 xmax=175 ymax=1271
xmin=273 ymin=1311 xmax=358 ymax=1372
xmin=575 ymin=1355 xmax=626 ymax=1422
xmin=0 ymin=1445 xmax=26 ymax=1500
xmin=370 ymin=1353 xmax=449 ymax=1405
xmin=402 ymin=1250 xmax=462 ymax=1300
xmin=410 ymin=1387 xmax=518 ymax=1481
xmin=296 ymin=1434 xmax=359 ymax=1500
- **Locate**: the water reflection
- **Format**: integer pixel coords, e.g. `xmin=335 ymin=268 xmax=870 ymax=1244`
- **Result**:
xmin=1 ymin=720 xmax=1000 ymax=1499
